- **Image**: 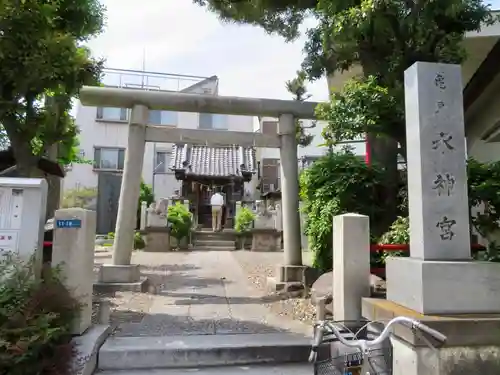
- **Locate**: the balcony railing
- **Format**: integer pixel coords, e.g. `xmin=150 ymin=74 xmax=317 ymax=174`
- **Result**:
xmin=101 ymin=68 xmax=215 ymax=92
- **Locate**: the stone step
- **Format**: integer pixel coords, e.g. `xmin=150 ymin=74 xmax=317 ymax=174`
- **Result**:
xmin=97 ymin=333 xmax=312 ymax=371
xmin=96 ymin=363 xmax=311 ymax=375
xmin=192 ymin=246 xmax=236 ymax=251
xmin=195 ymin=239 xmax=235 ymax=247
xmin=194 ymin=232 xmax=236 ymax=240
xmin=194 ymin=231 xmax=236 ymax=238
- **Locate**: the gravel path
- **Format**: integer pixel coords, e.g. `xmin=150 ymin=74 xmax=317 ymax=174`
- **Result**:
xmin=231 ymin=250 xmax=317 ymax=326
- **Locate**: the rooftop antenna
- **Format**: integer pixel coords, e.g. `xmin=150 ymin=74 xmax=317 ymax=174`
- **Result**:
xmin=141 ymin=48 xmax=146 ymax=88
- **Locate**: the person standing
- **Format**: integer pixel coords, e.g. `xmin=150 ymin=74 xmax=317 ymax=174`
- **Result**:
xmin=210 ymin=189 xmax=224 ymax=232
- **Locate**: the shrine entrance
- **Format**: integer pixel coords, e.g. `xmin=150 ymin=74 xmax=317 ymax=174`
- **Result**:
xmin=170 ymin=143 xmax=256 ymax=229
xmin=184 ymin=179 xmax=236 ymax=229
xmin=80 ymin=85 xmax=318 ymax=290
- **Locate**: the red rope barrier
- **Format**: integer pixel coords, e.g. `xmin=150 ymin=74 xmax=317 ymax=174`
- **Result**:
xmin=370 ymin=243 xmax=485 ymax=252
xmin=369 ymin=243 xmax=487 ymax=277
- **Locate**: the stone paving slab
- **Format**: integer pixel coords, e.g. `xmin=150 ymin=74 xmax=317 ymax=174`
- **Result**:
xmin=94 ymin=250 xmax=311 ymax=337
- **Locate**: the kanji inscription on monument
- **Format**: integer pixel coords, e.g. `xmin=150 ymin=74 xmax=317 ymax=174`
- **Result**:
xmin=404 ymin=62 xmax=470 ymax=260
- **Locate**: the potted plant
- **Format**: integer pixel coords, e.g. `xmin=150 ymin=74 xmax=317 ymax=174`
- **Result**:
xmin=235 ymin=206 xmax=255 ymax=249
xmin=167 ymin=202 xmax=192 ymax=250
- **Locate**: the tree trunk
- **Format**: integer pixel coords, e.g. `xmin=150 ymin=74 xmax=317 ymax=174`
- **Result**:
xmin=366 ymin=133 xmax=400 ymax=236
xmin=45 ymin=144 xmax=61 ymax=221
xmin=10 ymin=143 xmax=38 ymax=177
xmin=359 ymin=51 xmax=402 ymax=236
xmin=9 ymin=138 xmax=61 ymax=221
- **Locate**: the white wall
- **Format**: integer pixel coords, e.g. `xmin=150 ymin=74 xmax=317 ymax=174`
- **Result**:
xmin=465 ymin=70 xmax=500 ymax=163
xmin=64 ymin=87 xmax=255 ymax=199
xmin=255 ymin=116 xmax=366 ymax=180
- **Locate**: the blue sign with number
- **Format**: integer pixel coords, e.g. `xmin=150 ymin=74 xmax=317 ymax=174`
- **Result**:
xmin=56 ymin=219 xmax=82 ymax=228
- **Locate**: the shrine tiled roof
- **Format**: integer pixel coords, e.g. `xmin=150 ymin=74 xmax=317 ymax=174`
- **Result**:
xmin=170 ymin=144 xmax=256 ymax=179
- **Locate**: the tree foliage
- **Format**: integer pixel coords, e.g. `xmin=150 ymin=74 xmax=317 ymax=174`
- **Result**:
xmin=0 ymin=255 xmax=82 ymax=375
xmin=195 ymin=0 xmax=497 ymax=237
xmin=193 ymin=0 xmax=315 ymax=41
xmin=316 ymin=76 xmax=403 ymax=148
xmin=0 ymin=0 xmax=105 ymax=175
xmin=286 ymin=71 xmax=315 ymax=147
xmin=299 ymin=149 xmax=385 ymax=271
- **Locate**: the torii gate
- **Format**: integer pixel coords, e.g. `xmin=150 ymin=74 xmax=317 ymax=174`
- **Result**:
xmin=80 ymin=86 xmax=319 ymax=289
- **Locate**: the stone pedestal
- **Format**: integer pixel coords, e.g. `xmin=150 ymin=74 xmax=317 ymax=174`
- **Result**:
xmin=387 ymin=257 xmax=500 ymax=314
xmin=143 ymin=227 xmax=171 ymax=252
xmin=267 ymin=264 xmax=308 ymax=293
xmin=95 ymin=264 xmax=147 ymax=292
xmin=363 ymin=298 xmax=500 ymax=375
xmin=52 ymin=208 xmax=95 ymax=335
xmin=251 ymin=228 xmax=280 ymax=252
xmin=98 ymin=264 xmax=140 ymax=283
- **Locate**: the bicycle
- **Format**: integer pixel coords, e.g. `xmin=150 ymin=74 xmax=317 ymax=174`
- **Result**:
xmin=309 ymin=316 xmax=447 ymax=375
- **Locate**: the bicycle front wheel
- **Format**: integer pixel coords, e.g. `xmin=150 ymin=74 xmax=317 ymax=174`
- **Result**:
xmin=314 ymin=351 xmax=363 ymax=375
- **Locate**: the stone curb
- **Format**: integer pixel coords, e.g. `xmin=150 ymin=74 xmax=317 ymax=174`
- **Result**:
xmin=72 ymin=324 xmax=112 ymax=375
xmin=98 ymin=333 xmax=312 ymax=370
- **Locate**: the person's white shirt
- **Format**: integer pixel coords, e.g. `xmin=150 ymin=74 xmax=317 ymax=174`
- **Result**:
xmin=210 ymin=192 xmax=224 ymax=207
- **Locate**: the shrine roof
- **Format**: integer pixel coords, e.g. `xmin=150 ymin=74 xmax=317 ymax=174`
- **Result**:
xmin=170 ymin=144 xmax=256 ymax=180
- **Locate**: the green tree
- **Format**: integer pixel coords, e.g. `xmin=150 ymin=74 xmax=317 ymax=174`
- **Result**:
xmin=195 ymin=0 xmax=495 ymax=230
xmin=286 ymin=70 xmax=315 ymax=147
xmin=0 ymin=0 xmax=105 ymax=218
xmin=300 ymin=149 xmax=385 ymax=270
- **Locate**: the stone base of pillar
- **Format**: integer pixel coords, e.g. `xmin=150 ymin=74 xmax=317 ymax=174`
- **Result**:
xmin=362 ymin=298 xmax=500 ymax=375
xmin=387 ymin=257 xmax=500 ymax=314
xmin=94 ymin=264 xmax=148 ymax=293
xmin=266 ymin=264 xmax=309 ymax=293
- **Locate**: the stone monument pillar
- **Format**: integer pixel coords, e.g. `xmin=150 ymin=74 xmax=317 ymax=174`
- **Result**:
xmin=234 ymin=201 xmax=242 ymax=228
xmin=52 ymin=208 xmax=95 ymax=334
xmin=386 ymin=62 xmax=500 ymax=314
xmin=140 ymin=201 xmax=147 ymax=230
xmin=332 ymin=213 xmax=370 ymax=324
xmin=362 ymin=62 xmax=500 ymax=375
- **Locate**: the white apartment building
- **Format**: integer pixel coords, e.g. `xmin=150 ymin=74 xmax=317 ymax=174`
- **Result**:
xmin=65 ymin=68 xmax=368 ymax=206
xmin=64 ymin=68 xmax=258 ymax=199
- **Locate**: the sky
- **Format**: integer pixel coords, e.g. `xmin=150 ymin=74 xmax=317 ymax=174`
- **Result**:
xmin=85 ymin=0 xmax=500 ymax=101
xmin=85 ymin=0 xmax=329 ymax=102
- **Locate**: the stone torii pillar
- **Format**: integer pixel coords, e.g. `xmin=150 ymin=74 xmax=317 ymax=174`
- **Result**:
xmin=271 ymin=113 xmax=306 ymax=291
xmin=98 ymin=104 xmax=148 ymax=287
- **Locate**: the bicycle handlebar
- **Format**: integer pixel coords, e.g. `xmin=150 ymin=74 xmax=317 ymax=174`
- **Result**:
xmin=413 ymin=321 xmax=447 ymax=343
xmin=309 ymin=316 xmax=446 ymax=362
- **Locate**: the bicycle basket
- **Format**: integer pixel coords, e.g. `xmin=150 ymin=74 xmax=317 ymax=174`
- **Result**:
xmin=314 ymin=348 xmax=391 ymax=375
xmin=314 ymin=350 xmax=363 ymax=375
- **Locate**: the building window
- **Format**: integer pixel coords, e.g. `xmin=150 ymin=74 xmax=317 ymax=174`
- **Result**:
xmin=261 ymin=158 xmax=280 ymax=192
xmin=96 ymin=107 xmax=128 ymax=121
xmin=199 ymin=113 xmax=228 ymax=130
xmin=149 ymin=110 xmax=178 ymax=126
xmin=299 ymin=156 xmax=320 ymax=170
xmin=262 ymin=121 xmax=277 ymax=135
xmin=155 ymin=151 xmax=172 ymax=174
xmin=93 ymin=147 xmax=125 ymax=170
